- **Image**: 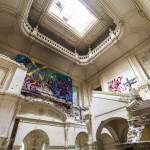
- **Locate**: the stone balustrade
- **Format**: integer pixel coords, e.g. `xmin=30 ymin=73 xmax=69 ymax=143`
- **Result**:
xmin=19 ymin=0 xmax=123 ymax=65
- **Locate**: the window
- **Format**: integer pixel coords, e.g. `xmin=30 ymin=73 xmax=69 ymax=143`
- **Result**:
xmin=72 ymin=86 xmax=79 ymax=105
xmin=48 ymin=0 xmax=97 ymax=37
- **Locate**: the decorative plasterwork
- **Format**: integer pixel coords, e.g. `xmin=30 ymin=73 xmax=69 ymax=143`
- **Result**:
xmin=19 ymin=0 xmax=123 ymax=65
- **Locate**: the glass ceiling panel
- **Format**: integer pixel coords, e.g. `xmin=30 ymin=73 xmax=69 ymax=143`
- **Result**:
xmin=48 ymin=0 xmax=97 ymax=36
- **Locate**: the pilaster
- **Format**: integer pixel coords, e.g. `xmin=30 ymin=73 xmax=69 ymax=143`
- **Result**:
xmin=128 ymin=55 xmax=150 ymax=100
xmin=127 ymin=55 xmax=148 ymax=81
xmin=0 ymin=137 xmax=8 ymax=150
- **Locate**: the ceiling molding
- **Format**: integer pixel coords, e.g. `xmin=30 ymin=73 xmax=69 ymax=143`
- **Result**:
xmin=18 ymin=0 xmax=124 ymax=66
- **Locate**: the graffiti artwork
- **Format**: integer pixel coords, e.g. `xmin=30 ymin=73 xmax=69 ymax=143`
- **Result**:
xmin=15 ymin=55 xmax=73 ymax=103
xmin=123 ymin=78 xmax=137 ymax=88
xmin=108 ymin=76 xmax=125 ymax=92
xmin=108 ymin=76 xmax=137 ymax=93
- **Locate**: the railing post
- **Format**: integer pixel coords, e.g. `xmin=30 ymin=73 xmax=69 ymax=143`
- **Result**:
xmin=109 ymin=28 xmax=116 ymax=39
xmin=75 ymin=49 xmax=79 ymax=59
xmin=88 ymin=47 xmax=92 ymax=58
xmin=32 ymin=26 xmax=39 ymax=36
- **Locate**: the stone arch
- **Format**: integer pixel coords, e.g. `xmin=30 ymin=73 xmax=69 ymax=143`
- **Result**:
xmin=140 ymin=125 xmax=150 ymax=141
xmin=75 ymin=132 xmax=89 ymax=150
xmin=100 ymin=133 xmax=116 ymax=150
xmin=22 ymin=129 xmax=49 ymax=150
xmin=96 ymin=117 xmax=128 ymax=150
xmin=101 ymin=127 xmax=119 ymax=143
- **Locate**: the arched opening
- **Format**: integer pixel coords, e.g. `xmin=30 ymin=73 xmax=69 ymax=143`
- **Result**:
xmin=21 ymin=129 xmax=49 ymax=150
xmin=101 ymin=133 xmax=115 ymax=150
xmin=96 ymin=117 xmax=128 ymax=150
xmin=75 ymin=132 xmax=88 ymax=150
xmin=140 ymin=125 xmax=150 ymax=141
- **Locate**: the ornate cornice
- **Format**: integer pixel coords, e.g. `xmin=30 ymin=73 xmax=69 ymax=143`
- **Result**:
xmin=17 ymin=0 xmax=124 ymax=65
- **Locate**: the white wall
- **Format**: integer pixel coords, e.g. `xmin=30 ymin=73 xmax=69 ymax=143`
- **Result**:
xmin=91 ymin=91 xmax=128 ymax=141
xmin=14 ymin=120 xmax=87 ymax=148
xmin=14 ymin=121 xmax=65 ymax=146
xmin=100 ymin=57 xmax=138 ymax=93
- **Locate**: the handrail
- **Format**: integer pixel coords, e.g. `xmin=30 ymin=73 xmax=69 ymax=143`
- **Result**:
xmin=19 ymin=0 xmax=123 ymax=65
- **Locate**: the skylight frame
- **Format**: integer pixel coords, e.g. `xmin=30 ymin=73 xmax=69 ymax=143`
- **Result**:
xmin=47 ymin=0 xmax=98 ymax=38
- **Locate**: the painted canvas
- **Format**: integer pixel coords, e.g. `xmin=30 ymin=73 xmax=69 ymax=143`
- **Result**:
xmin=15 ymin=55 xmax=73 ymax=103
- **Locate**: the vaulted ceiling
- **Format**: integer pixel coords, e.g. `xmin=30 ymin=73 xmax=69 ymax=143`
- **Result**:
xmin=0 ymin=0 xmax=150 ymax=82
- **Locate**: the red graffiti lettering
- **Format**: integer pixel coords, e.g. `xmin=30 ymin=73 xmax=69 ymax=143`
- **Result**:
xmin=108 ymin=76 xmax=126 ymax=92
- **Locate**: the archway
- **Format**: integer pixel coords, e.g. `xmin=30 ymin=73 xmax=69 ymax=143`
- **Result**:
xmin=140 ymin=125 xmax=150 ymax=141
xmin=101 ymin=133 xmax=115 ymax=150
xmin=96 ymin=117 xmax=128 ymax=150
xmin=21 ymin=129 xmax=49 ymax=150
xmin=75 ymin=132 xmax=89 ymax=150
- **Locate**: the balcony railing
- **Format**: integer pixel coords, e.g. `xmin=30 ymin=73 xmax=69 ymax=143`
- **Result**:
xmin=19 ymin=0 xmax=123 ymax=65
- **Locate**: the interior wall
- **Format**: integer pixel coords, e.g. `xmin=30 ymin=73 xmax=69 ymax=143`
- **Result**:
xmin=0 ymin=47 xmax=89 ymax=106
xmin=0 ymin=48 xmax=89 ymax=149
xmin=100 ymin=57 xmax=138 ymax=93
xmin=87 ymin=39 xmax=150 ymax=95
xmin=91 ymin=99 xmax=128 ymax=142
xmin=14 ymin=121 xmax=65 ymax=148
xmin=14 ymin=120 xmax=87 ymax=149
xmin=87 ymin=39 xmax=150 ymax=149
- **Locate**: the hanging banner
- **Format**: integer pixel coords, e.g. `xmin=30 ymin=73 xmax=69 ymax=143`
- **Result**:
xmin=15 ymin=55 xmax=73 ymax=104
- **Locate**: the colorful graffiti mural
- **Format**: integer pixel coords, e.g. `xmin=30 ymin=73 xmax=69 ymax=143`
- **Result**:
xmin=15 ymin=55 xmax=73 ymax=103
xmin=108 ymin=76 xmax=125 ymax=92
xmin=108 ymin=76 xmax=137 ymax=93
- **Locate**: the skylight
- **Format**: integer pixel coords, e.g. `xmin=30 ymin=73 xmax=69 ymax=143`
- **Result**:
xmin=48 ymin=0 xmax=97 ymax=36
